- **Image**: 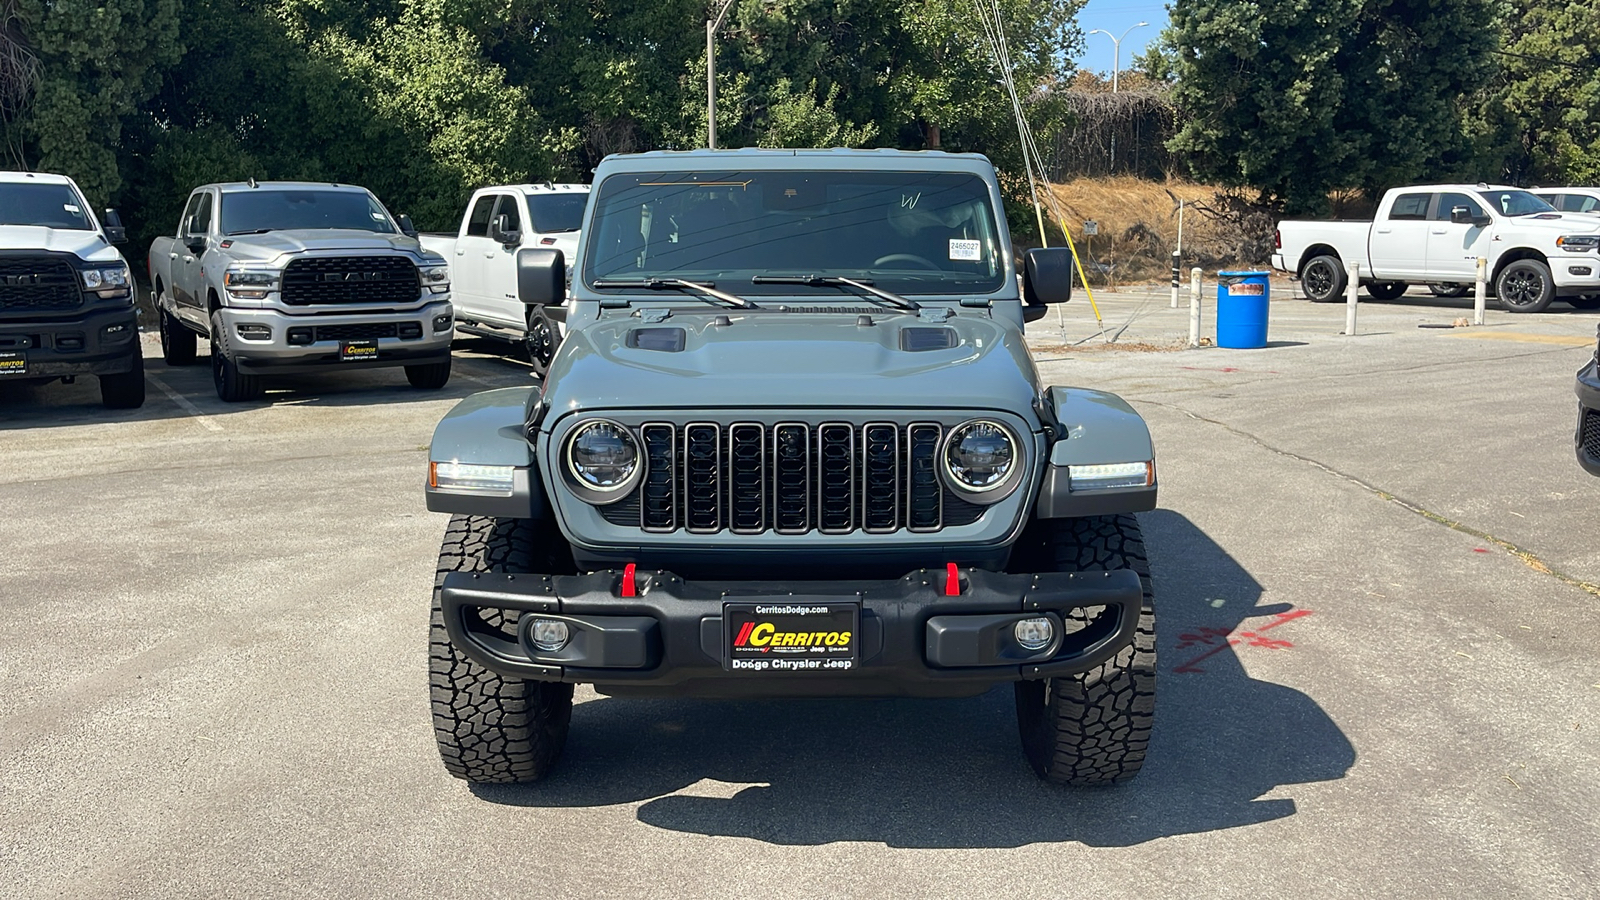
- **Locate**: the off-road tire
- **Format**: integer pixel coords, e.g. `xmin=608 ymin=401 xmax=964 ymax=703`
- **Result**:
xmin=210 ymin=311 xmax=264 ymax=402
xmin=1365 ymin=281 xmax=1407 ymax=301
xmin=1428 ymin=282 xmax=1469 ymax=299
xmin=159 ymin=301 xmax=198 ymax=366
xmin=431 ymin=515 xmax=574 ymax=784
xmin=1568 ymin=294 xmax=1600 ymax=310
xmin=406 ymin=358 xmax=452 ymax=389
xmin=99 ymin=347 xmax=146 ymax=409
xmin=525 ymin=307 xmax=557 ymax=378
xmin=1300 ymin=254 xmax=1346 ymax=303
xmin=1012 ymin=514 xmax=1156 ymax=786
xmin=1496 ymin=259 xmax=1555 ymax=313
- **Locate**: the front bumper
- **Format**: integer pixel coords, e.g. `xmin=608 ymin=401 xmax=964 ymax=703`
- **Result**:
xmin=0 ymin=304 xmax=140 ymax=378
xmin=440 ymin=566 xmax=1143 ymax=698
xmin=1552 ymin=254 xmax=1600 ymax=296
xmin=1577 ymin=356 xmax=1600 ymax=476
xmin=219 ymin=302 xmax=452 ymax=375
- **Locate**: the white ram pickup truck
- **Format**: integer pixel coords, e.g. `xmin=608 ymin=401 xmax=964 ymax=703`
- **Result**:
xmin=1273 ymin=184 xmax=1600 ymax=312
xmin=420 ymin=183 xmax=588 ymax=374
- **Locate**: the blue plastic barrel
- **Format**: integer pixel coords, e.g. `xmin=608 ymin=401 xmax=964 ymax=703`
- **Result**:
xmin=1216 ymin=270 xmax=1271 ymax=349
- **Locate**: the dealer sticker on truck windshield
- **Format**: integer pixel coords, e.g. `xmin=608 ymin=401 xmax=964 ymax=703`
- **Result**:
xmin=724 ymin=601 xmax=859 ymax=673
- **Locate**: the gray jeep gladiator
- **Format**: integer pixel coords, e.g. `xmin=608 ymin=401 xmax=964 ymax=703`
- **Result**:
xmin=1579 ymin=324 xmax=1599 ymax=475
xmin=424 ymin=149 xmax=1159 ymax=785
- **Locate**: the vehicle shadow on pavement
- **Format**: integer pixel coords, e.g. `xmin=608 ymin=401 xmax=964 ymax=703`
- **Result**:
xmin=472 ymin=509 xmax=1355 ymax=848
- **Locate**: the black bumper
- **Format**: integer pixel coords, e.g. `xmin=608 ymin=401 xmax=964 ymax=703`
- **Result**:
xmin=235 ymin=345 xmax=449 ymax=375
xmin=440 ymin=566 xmax=1144 ymax=698
xmin=0 ymin=305 xmax=140 ymax=378
xmin=1578 ymin=357 xmax=1600 ymax=476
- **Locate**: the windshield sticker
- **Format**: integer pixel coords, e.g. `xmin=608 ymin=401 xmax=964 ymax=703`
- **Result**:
xmin=64 ymin=205 xmax=81 ymax=214
xmin=949 ymin=239 xmax=981 ymax=261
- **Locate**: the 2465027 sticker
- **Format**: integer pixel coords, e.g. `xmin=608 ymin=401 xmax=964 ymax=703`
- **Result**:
xmin=949 ymin=239 xmax=981 ymax=261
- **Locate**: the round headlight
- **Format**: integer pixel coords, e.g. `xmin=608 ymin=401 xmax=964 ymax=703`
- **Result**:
xmin=566 ymin=420 xmax=639 ymax=492
xmin=943 ymin=420 xmax=1016 ymax=492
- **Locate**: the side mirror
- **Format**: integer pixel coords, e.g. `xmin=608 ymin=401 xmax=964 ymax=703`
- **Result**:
xmin=1451 ymin=206 xmax=1491 ymax=228
xmin=491 ymin=214 xmax=521 ymax=246
xmin=184 ymin=217 xmax=206 ymax=253
xmin=1023 ymin=247 xmax=1074 ymax=307
xmin=397 ymin=214 xmax=417 ymax=238
xmin=103 ymin=208 xmax=128 ymax=244
xmin=517 ymin=248 xmax=565 ymax=306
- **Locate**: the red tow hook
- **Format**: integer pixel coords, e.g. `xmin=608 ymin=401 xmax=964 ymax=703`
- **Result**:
xmin=945 ymin=562 xmax=961 ymax=596
xmin=620 ymin=563 xmax=637 ymax=598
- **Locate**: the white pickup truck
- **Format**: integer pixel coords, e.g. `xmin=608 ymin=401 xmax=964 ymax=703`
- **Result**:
xmin=420 ymin=183 xmax=588 ymax=373
xmin=1273 ymin=184 xmax=1600 ymax=313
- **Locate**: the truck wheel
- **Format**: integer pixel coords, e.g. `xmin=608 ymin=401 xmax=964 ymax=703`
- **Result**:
xmin=406 ymin=358 xmax=452 ymax=389
xmin=210 ymin=311 xmax=264 ymax=402
xmin=1428 ymin=282 xmax=1469 ymax=298
xmin=99 ymin=347 xmax=146 ymax=409
xmin=159 ymin=300 xmax=197 ymax=366
xmin=431 ymin=515 xmax=574 ymax=784
xmin=1569 ymin=294 xmax=1600 ymax=310
xmin=1299 ymin=255 xmax=1346 ymax=303
xmin=525 ymin=307 xmax=557 ymax=377
xmin=1364 ymin=281 xmax=1407 ymax=301
xmin=1496 ymin=259 xmax=1555 ymax=313
xmin=1013 ymin=515 xmax=1156 ymax=786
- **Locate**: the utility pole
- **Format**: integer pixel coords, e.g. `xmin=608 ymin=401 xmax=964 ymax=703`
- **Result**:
xmin=706 ymin=0 xmax=737 ymax=149
xmin=1086 ymin=22 xmax=1148 ymax=169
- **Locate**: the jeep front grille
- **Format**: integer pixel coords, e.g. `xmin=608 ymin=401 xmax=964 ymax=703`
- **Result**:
xmin=281 ymin=256 xmax=419 ymax=306
xmin=604 ymin=422 xmax=985 ymax=534
xmin=0 ymin=256 xmax=80 ymax=312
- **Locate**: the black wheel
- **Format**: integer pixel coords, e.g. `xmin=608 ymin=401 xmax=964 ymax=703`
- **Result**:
xmin=1364 ymin=281 xmax=1407 ymax=301
xmin=99 ymin=347 xmax=146 ymax=409
xmin=1568 ymin=294 xmax=1600 ymax=310
xmin=431 ymin=515 xmax=575 ymax=784
xmin=1428 ymin=282 xmax=1469 ymax=298
xmin=1011 ymin=515 xmax=1156 ymax=786
xmin=158 ymin=291 xmax=197 ymax=365
xmin=1299 ymin=254 xmax=1346 ymax=303
xmin=1496 ymin=259 xmax=1555 ymax=313
xmin=406 ymin=357 xmax=452 ymax=389
xmin=525 ymin=307 xmax=557 ymax=377
xmin=210 ymin=311 xmax=263 ymax=402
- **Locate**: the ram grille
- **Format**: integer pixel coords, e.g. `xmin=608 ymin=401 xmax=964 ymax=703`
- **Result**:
xmin=281 ymin=255 xmax=419 ymax=306
xmin=0 ymin=256 xmax=81 ymax=311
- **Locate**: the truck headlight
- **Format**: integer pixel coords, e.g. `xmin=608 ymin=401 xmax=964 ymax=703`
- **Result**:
xmin=565 ymin=420 xmax=641 ymax=497
xmin=420 ymin=264 xmax=450 ymax=293
xmin=1556 ymin=234 xmax=1600 ymax=253
xmin=942 ymin=419 xmax=1019 ymax=496
xmin=1067 ymin=461 xmax=1155 ymax=491
xmin=80 ymin=266 xmax=131 ymax=299
xmin=223 ymin=267 xmax=281 ymax=300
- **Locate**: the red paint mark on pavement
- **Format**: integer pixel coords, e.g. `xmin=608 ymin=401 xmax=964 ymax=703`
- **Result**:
xmin=1174 ymin=609 xmax=1313 ymax=673
xmin=1473 ymin=548 xmax=1489 ymax=554
xmin=1178 ymin=366 xmax=1280 ymax=375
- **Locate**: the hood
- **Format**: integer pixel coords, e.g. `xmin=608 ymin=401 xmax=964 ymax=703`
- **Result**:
xmin=542 ymin=308 xmax=1043 ymax=419
xmin=223 ymin=229 xmax=435 ymax=263
xmin=533 ymin=230 xmax=581 ymax=262
xmin=0 ymin=225 xmax=124 ymax=264
xmin=1501 ymin=213 xmax=1600 ymax=233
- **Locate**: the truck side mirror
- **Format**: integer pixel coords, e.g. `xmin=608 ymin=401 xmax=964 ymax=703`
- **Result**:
xmin=517 ymin=248 xmax=565 ymax=306
xmin=1023 ymin=247 xmax=1074 ymax=306
xmin=491 ymin=213 xmax=521 ymax=247
xmin=184 ymin=216 xmax=206 ymax=253
xmin=102 ymin=208 xmax=127 ymax=244
xmin=1451 ymin=206 xmax=1491 ymax=228
xmin=397 ymin=214 xmax=418 ymax=238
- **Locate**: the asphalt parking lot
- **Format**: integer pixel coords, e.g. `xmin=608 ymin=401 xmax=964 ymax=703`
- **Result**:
xmin=3 ymin=286 xmax=1598 ymax=899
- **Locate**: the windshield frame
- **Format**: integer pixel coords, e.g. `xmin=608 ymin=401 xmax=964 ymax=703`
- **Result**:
xmin=0 ymin=180 xmax=99 ymax=231
xmin=580 ymin=168 xmax=1011 ymax=299
xmin=218 ymin=187 xmax=399 ymax=236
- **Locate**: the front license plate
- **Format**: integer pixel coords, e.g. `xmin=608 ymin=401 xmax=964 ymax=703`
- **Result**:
xmin=340 ymin=340 xmax=378 ymax=361
xmin=724 ymin=600 xmax=859 ymax=673
xmin=0 ymin=350 xmax=27 ymax=377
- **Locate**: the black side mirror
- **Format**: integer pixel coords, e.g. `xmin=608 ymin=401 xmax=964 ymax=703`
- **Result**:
xmin=102 ymin=208 xmax=128 ymax=244
xmin=1451 ymin=206 xmax=1491 ymax=228
xmin=184 ymin=217 xmax=206 ymax=253
xmin=491 ymin=213 xmax=521 ymax=246
xmin=1023 ymin=247 xmax=1074 ymax=307
xmin=517 ymin=248 xmax=565 ymax=306
xmin=397 ymin=214 xmax=417 ymax=238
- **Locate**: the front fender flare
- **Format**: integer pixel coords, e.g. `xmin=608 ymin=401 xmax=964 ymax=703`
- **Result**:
xmin=425 ymin=386 xmax=545 ymax=518
xmin=1036 ymin=386 xmax=1157 ymax=518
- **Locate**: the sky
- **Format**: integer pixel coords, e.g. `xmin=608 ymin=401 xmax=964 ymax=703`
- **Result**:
xmin=1075 ymin=0 xmax=1169 ymax=77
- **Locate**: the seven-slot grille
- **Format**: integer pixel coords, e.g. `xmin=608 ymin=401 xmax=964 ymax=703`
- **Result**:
xmin=281 ymin=255 xmax=418 ymax=306
xmin=609 ymin=421 xmax=987 ymax=535
xmin=0 ymin=256 xmax=80 ymax=311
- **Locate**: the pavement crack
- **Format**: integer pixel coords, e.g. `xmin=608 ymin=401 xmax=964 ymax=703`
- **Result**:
xmin=1138 ymin=397 xmax=1600 ymax=599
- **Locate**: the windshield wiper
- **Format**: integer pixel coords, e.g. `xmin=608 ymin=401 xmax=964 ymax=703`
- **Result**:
xmin=751 ymin=274 xmax=919 ymax=310
xmin=590 ymin=277 xmax=754 ymax=308
xmin=225 ymin=228 xmax=276 ymax=235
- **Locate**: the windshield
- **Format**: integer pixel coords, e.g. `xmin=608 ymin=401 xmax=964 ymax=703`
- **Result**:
xmin=585 ymin=170 xmax=1005 ymax=295
xmin=1476 ymin=190 xmax=1556 ymax=217
xmin=0 ymin=183 xmax=93 ymax=230
xmin=527 ymin=193 xmax=587 ymax=233
xmin=219 ymin=189 xmax=397 ymax=235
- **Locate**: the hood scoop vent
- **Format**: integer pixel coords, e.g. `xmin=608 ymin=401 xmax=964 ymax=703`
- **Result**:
xmin=628 ymin=326 xmax=686 ymax=352
xmin=900 ymin=327 xmax=957 ymax=352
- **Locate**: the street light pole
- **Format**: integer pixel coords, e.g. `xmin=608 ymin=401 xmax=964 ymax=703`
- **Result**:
xmin=706 ymin=0 xmax=737 ymax=150
xmin=1086 ymin=22 xmax=1148 ymax=168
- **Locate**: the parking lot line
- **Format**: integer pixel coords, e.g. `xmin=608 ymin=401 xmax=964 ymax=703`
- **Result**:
xmin=145 ymin=373 xmax=224 ymax=433
xmin=1442 ymin=331 xmax=1593 ymax=347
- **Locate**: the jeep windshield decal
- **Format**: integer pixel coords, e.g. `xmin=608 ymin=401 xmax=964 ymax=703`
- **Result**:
xmin=220 ymin=189 xmax=398 ymax=235
xmin=584 ymin=170 xmax=1004 ymax=296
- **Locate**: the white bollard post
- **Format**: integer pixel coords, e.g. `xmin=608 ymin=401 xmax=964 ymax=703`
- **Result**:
xmin=1345 ymin=260 xmax=1360 ymax=335
xmin=1189 ymin=266 xmax=1202 ymax=348
xmin=1473 ymin=257 xmax=1487 ymax=326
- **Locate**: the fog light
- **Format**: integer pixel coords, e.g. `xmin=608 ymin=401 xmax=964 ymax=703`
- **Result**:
xmin=530 ymin=619 xmax=570 ymax=652
xmin=236 ymin=323 xmax=272 ymax=340
xmin=1570 ymin=266 xmax=1593 ymax=277
xmin=433 ymin=314 xmax=453 ymax=332
xmin=1014 ymin=617 xmax=1055 ymax=651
